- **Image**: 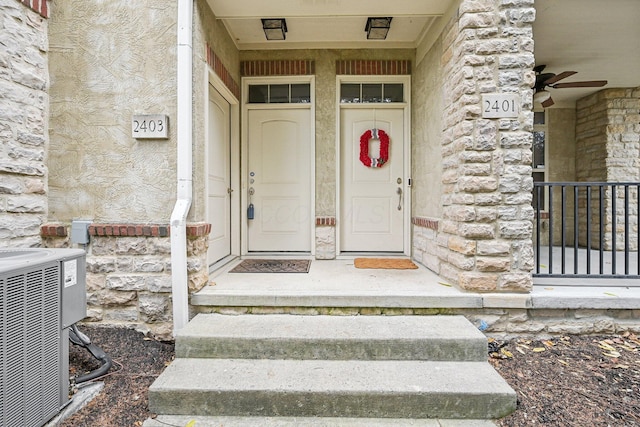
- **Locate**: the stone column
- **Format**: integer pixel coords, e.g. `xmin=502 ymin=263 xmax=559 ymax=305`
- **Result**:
xmin=439 ymin=0 xmax=535 ymax=292
xmin=576 ymin=88 xmax=640 ymax=250
xmin=0 ymin=1 xmax=49 ymax=247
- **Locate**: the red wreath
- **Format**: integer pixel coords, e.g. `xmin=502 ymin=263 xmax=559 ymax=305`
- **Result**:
xmin=359 ymin=128 xmax=390 ymax=168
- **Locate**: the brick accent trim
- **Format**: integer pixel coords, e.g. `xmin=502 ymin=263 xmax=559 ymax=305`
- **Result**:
xmin=241 ymin=60 xmax=315 ymax=77
xmin=316 ymin=217 xmax=336 ymax=226
xmin=206 ymin=44 xmax=240 ymax=99
xmin=412 ymin=217 xmax=439 ymax=231
xmin=18 ymin=0 xmax=48 ymax=18
xmin=41 ymin=224 xmax=67 ymax=237
xmin=336 ymin=60 xmax=411 ymax=75
xmin=40 ymin=223 xmax=211 ymax=237
xmin=186 ymin=223 xmax=212 ymax=237
xmin=89 ymin=224 xmax=170 ymax=237
xmin=39 ymin=223 xmax=212 ymax=238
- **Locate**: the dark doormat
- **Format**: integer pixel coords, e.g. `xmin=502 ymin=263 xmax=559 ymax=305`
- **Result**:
xmin=230 ymin=259 xmax=311 ymax=273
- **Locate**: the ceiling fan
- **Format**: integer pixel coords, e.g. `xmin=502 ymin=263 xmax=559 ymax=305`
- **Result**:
xmin=533 ymin=65 xmax=608 ymax=108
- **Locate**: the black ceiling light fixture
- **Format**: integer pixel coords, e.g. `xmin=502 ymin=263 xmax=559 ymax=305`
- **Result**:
xmin=262 ymin=18 xmax=287 ymax=40
xmin=365 ymin=17 xmax=393 ymax=40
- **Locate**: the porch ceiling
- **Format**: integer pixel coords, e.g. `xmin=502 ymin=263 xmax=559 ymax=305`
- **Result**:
xmin=533 ymin=0 xmax=640 ymax=106
xmin=205 ymin=0 xmax=451 ymax=50
xmin=206 ymin=0 xmax=640 ymax=107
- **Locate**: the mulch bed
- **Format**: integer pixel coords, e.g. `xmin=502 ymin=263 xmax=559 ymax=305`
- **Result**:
xmin=62 ymin=326 xmax=640 ymax=426
xmin=61 ymin=325 xmax=174 ymax=427
xmin=492 ymin=333 xmax=640 ymax=426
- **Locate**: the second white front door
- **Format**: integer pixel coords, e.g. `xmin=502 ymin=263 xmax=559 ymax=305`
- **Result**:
xmin=247 ymin=108 xmax=312 ymax=252
xmin=206 ymin=84 xmax=232 ymax=265
xmin=340 ymin=107 xmax=405 ymax=252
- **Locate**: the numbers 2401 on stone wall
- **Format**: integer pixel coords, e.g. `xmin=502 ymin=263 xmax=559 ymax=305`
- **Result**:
xmin=132 ymin=115 xmax=169 ymax=139
xmin=481 ymin=94 xmax=520 ymax=119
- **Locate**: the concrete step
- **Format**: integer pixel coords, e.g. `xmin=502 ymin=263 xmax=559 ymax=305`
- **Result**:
xmin=176 ymin=314 xmax=488 ymax=361
xmin=143 ymin=415 xmax=497 ymax=426
xmin=148 ymin=358 xmax=516 ymax=419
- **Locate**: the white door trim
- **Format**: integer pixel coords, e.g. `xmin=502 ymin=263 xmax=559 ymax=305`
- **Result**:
xmin=241 ymin=76 xmax=316 ymax=256
xmin=335 ymin=75 xmax=412 ymax=256
xmin=205 ymin=68 xmax=240 ymax=269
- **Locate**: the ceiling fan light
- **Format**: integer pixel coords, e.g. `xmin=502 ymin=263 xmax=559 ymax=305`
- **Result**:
xmin=533 ymin=89 xmax=551 ymax=104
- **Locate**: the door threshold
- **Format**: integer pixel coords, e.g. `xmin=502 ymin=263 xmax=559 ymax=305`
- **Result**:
xmin=338 ymin=252 xmax=408 ymax=259
xmin=243 ymin=253 xmax=313 ymax=259
xmin=209 ymin=255 xmax=240 ymax=275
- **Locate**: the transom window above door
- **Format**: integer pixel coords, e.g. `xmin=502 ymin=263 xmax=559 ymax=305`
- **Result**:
xmin=248 ymin=84 xmax=311 ymax=104
xmin=340 ymin=83 xmax=404 ymax=103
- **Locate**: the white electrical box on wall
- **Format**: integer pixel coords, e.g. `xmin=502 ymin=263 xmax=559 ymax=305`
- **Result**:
xmin=71 ymin=219 xmax=92 ymax=244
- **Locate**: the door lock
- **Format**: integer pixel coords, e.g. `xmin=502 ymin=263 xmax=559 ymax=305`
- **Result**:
xmin=247 ymin=187 xmax=255 ymax=220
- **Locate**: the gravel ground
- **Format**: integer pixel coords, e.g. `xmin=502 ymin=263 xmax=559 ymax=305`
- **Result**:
xmin=60 ymin=325 xmax=640 ymax=426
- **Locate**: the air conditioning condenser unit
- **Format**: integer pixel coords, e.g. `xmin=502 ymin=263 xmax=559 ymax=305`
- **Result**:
xmin=0 ymin=248 xmax=86 ymax=427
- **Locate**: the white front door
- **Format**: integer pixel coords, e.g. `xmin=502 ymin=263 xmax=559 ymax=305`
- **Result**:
xmin=206 ymin=85 xmax=232 ymax=265
xmin=340 ymin=108 xmax=405 ymax=252
xmin=247 ymin=108 xmax=312 ymax=252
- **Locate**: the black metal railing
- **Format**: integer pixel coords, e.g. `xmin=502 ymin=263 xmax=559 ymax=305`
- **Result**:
xmin=534 ymin=182 xmax=640 ymax=278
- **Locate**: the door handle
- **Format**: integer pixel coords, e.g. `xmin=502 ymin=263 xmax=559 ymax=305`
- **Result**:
xmin=396 ymin=187 xmax=402 ymax=211
xmin=248 ymin=187 xmax=255 ymax=220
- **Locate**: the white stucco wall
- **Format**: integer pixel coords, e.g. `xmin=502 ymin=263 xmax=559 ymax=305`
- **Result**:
xmin=239 ymin=49 xmax=415 ymax=217
xmin=412 ymin=38 xmax=444 ymax=219
xmin=547 ymin=108 xmax=576 ymax=183
xmin=547 ymin=108 xmax=576 ymax=244
xmin=48 ymin=0 xmax=178 ymax=223
xmin=192 ymin=0 xmax=241 ymax=220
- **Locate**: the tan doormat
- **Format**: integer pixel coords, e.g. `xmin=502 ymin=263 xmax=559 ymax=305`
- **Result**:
xmin=354 ymin=258 xmax=418 ymax=270
xmin=230 ymin=259 xmax=311 ymax=273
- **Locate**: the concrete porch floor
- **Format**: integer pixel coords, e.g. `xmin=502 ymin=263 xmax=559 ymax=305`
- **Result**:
xmin=193 ymin=258 xmax=640 ymax=313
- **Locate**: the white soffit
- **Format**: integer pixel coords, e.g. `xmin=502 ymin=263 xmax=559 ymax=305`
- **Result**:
xmin=206 ymin=0 xmax=451 ymax=50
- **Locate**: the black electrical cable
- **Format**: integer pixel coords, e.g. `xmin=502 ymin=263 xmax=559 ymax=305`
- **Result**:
xmin=69 ymin=324 xmax=113 ymax=383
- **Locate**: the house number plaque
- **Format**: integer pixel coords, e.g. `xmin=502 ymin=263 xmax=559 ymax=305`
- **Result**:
xmin=132 ymin=114 xmax=169 ymax=139
xmin=481 ymin=94 xmax=520 ymax=118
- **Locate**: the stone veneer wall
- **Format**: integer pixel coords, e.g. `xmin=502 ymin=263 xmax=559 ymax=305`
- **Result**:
xmin=315 ymin=217 xmax=336 ymax=260
xmin=576 ymin=88 xmax=640 ymax=250
xmin=438 ymin=0 xmax=535 ymax=292
xmin=41 ymin=223 xmax=210 ymax=340
xmin=0 ymin=0 xmax=49 ymax=247
xmin=412 ymin=217 xmax=440 ymax=273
